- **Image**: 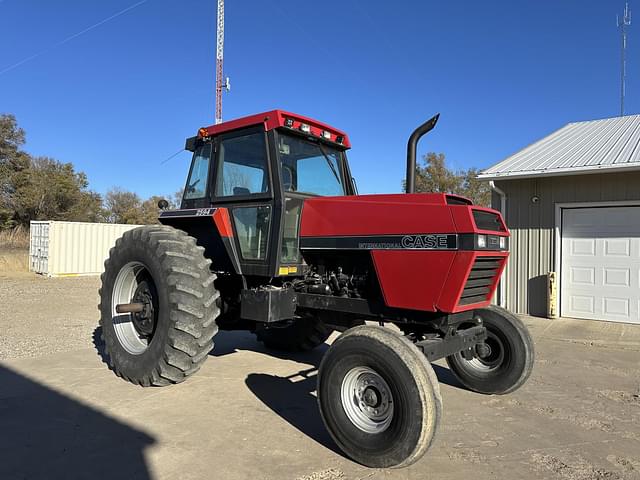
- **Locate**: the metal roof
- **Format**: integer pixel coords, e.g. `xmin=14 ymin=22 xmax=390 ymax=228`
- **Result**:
xmin=479 ymin=114 xmax=640 ymax=180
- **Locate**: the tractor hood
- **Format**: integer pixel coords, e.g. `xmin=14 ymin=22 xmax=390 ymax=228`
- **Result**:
xmin=299 ymin=192 xmax=509 ymax=314
xmin=299 ymin=193 xmax=507 ymax=238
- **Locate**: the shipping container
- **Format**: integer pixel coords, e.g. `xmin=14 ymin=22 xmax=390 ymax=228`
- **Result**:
xmin=29 ymin=221 xmax=141 ymax=277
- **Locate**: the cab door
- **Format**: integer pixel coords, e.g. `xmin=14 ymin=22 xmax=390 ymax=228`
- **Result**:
xmin=212 ymin=126 xmax=275 ymax=277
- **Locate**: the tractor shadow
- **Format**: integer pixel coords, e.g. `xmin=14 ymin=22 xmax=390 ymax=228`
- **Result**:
xmin=210 ymin=330 xmax=466 ymax=454
xmin=244 ymin=368 xmax=342 ymax=455
xmin=212 ymin=330 xmax=342 ymax=455
xmin=211 ymin=329 xmax=466 ymax=391
xmin=94 ymin=326 xmax=465 ymax=393
xmin=94 ymin=326 xmax=342 ymax=455
xmin=0 ymin=363 xmax=154 ymax=479
xmin=91 ymin=326 xmax=464 ymax=458
xmin=209 ymin=329 xmax=462 ymax=387
xmin=431 ymin=363 xmax=466 ymax=390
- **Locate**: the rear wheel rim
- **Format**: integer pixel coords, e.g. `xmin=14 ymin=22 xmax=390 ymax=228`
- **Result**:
xmin=340 ymin=366 xmax=394 ymax=434
xmin=111 ymin=262 xmax=158 ymax=355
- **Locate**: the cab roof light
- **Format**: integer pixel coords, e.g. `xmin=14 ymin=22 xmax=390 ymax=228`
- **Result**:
xmin=299 ymin=123 xmax=311 ymax=133
xmin=284 ymin=118 xmax=294 ymax=128
xmin=198 ymin=127 xmax=209 ymax=138
xmin=335 ymin=135 xmax=344 ymax=144
xmin=321 ymin=130 xmax=331 ymax=140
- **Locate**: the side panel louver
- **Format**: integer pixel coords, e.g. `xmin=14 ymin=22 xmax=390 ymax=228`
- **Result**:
xmin=458 ymin=256 xmax=503 ymax=306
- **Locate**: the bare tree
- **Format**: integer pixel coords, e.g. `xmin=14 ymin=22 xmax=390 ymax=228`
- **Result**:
xmin=408 ymin=152 xmax=491 ymax=206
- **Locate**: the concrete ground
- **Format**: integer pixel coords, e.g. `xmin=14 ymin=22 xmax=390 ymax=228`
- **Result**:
xmin=1 ymin=274 xmax=639 ymax=480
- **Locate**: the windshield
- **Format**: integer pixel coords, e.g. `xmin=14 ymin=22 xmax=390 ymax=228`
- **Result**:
xmin=277 ymin=132 xmax=347 ymax=196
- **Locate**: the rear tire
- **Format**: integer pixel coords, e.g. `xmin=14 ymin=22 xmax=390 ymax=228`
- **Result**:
xmin=446 ymin=305 xmax=534 ymax=395
xmin=317 ymin=325 xmax=441 ymax=468
xmin=99 ymin=225 xmax=219 ymax=387
xmin=255 ymin=313 xmax=332 ymax=352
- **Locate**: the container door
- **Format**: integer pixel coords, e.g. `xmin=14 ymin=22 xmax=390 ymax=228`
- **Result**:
xmin=29 ymin=223 xmax=49 ymax=274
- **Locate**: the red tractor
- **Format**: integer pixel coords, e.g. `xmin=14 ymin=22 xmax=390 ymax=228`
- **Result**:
xmin=99 ymin=110 xmax=534 ymax=468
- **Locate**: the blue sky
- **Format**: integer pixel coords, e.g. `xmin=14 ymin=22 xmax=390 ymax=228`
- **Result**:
xmin=0 ymin=0 xmax=636 ymax=198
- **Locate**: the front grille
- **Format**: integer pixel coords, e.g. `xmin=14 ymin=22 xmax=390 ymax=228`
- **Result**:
xmin=458 ymin=256 xmax=502 ymax=306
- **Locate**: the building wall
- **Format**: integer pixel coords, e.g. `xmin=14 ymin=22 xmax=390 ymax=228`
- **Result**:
xmin=492 ymin=171 xmax=640 ymax=316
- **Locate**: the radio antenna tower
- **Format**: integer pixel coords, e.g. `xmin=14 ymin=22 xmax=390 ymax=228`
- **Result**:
xmin=618 ymin=2 xmax=632 ymax=116
xmin=215 ymin=0 xmax=230 ymax=124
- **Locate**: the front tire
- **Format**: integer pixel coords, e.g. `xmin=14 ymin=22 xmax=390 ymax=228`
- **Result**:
xmin=446 ymin=305 xmax=534 ymax=395
xmin=99 ymin=226 xmax=219 ymax=386
xmin=317 ymin=326 xmax=441 ymax=468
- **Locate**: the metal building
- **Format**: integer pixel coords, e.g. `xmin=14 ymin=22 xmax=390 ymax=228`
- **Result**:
xmin=30 ymin=221 xmax=140 ymax=276
xmin=480 ymin=115 xmax=640 ymax=324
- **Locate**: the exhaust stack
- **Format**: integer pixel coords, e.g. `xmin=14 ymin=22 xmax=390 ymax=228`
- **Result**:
xmin=405 ymin=113 xmax=440 ymax=193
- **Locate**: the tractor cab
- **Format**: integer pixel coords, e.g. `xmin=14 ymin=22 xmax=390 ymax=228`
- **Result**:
xmin=170 ymin=110 xmax=356 ymax=277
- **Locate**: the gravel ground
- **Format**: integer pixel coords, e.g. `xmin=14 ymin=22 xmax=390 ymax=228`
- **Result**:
xmin=1 ymin=272 xmax=640 ymax=479
xmin=0 ymin=273 xmax=101 ymax=360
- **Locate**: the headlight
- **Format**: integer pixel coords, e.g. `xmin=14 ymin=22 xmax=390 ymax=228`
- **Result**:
xmin=499 ymin=236 xmax=506 ymax=249
xmin=477 ymin=235 xmax=487 ymax=248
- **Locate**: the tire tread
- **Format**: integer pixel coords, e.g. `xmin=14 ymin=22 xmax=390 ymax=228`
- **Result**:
xmin=99 ymin=225 xmax=219 ymax=387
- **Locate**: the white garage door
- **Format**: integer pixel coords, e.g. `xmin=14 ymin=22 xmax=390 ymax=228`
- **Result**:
xmin=561 ymin=206 xmax=640 ymax=324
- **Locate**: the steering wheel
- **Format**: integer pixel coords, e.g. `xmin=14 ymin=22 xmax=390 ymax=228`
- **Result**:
xmin=282 ymin=166 xmax=294 ymax=191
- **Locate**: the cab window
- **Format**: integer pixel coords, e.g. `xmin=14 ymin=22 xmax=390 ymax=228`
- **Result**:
xmin=184 ymin=143 xmax=212 ymax=200
xmin=232 ymin=205 xmax=271 ymax=260
xmin=278 ymin=133 xmax=346 ymax=196
xmin=216 ymin=132 xmax=269 ymax=197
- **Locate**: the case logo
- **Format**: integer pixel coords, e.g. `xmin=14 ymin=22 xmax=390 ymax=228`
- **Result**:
xmin=401 ymin=234 xmax=456 ymax=249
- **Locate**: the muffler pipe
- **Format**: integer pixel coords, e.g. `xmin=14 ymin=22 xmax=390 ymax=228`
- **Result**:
xmin=405 ymin=113 xmax=440 ymax=194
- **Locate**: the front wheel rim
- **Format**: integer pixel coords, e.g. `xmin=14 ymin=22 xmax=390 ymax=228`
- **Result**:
xmin=340 ymin=366 xmax=394 ymax=434
xmin=111 ymin=262 xmax=158 ymax=355
xmin=466 ymin=330 xmax=506 ymax=372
